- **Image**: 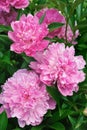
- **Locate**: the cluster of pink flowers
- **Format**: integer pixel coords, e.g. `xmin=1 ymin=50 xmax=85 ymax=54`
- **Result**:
xmin=0 ymin=6 xmax=86 ymax=128
xmin=30 ymin=43 xmax=86 ymax=96
xmin=0 ymin=69 xmax=56 ymax=127
xmin=0 ymin=0 xmax=29 ymax=25
xmin=0 ymin=0 xmax=29 ymax=13
xmin=36 ymin=8 xmax=79 ymax=44
xmin=8 ymin=14 xmax=49 ymax=56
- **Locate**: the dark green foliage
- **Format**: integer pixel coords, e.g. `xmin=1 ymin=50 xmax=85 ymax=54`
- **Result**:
xmin=0 ymin=111 xmax=8 ymax=130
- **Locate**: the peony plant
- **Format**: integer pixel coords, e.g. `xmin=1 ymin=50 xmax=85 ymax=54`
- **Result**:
xmin=0 ymin=0 xmax=87 ymax=130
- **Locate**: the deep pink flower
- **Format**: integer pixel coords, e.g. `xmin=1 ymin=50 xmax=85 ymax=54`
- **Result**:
xmin=0 ymin=0 xmax=29 ymax=13
xmin=36 ymin=8 xmax=79 ymax=44
xmin=8 ymin=14 xmax=49 ymax=56
xmin=36 ymin=8 xmax=65 ymax=25
xmin=9 ymin=0 xmax=29 ymax=9
xmin=0 ymin=0 xmax=10 ymax=12
xmin=0 ymin=8 xmax=17 ymax=26
xmin=30 ymin=43 xmax=86 ymax=96
xmin=0 ymin=69 xmax=56 ymax=127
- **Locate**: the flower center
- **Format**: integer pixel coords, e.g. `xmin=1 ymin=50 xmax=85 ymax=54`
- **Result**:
xmin=23 ymin=91 xmax=29 ymax=100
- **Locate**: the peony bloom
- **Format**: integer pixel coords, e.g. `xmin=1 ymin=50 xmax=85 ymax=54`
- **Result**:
xmin=0 ymin=69 xmax=56 ymax=127
xmin=0 ymin=0 xmax=29 ymax=13
xmin=36 ymin=8 xmax=79 ymax=44
xmin=0 ymin=8 xmax=17 ymax=26
xmin=8 ymin=14 xmax=49 ymax=56
xmin=30 ymin=43 xmax=86 ymax=96
xmin=9 ymin=0 xmax=29 ymax=9
xmin=0 ymin=0 xmax=10 ymax=12
xmin=36 ymin=8 xmax=65 ymax=25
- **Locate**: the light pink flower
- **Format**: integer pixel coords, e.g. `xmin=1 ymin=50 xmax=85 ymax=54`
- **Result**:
xmin=0 ymin=8 xmax=17 ymax=26
xmin=36 ymin=8 xmax=79 ymax=44
xmin=30 ymin=43 xmax=86 ymax=96
xmin=0 ymin=69 xmax=56 ymax=127
xmin=8 ymin=14 xmax=49 ymax=56
xmin=0 ymin=0 xmax=29 ymax=13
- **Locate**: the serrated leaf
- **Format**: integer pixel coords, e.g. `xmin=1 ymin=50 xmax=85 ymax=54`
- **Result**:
xmin=0 ymin=25 xmax=11 ymax=32
xmin=48 ymin=22 xmax=64 ymax=32
xmin=0 ymin=111 xmax=8 ymax=130
xmin=49 ymin=122 xmax=65 ymax=130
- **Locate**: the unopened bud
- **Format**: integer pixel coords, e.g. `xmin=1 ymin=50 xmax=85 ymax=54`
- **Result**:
xmin=83 ymin=108 xmax=87 ymax=116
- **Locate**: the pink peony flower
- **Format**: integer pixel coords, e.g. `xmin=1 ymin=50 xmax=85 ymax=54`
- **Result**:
xmin=9 ymin=0 xmax=29 ymax=9
xmin=0 ymin=0 xmax=29 ymax=13
xmin=0 ymin=69 xmax=56 ymax=127
xmin=0 ymin=8 xmax=17 ymax=26
xmin=8 ymin=14 xmax=49 ymax=56
xmin=36 ymin=8 xmax=65 ymax=25
xmin=30 ymin=43 xmax=86 ymax=96
xmin=36 ymin=8 xmax=79 ymax=44
xmin=0 ymin=0 xmax=10 ymax=12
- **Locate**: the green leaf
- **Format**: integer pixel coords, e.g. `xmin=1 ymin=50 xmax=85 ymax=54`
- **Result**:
xmin=7 ymin=64 xmax=17 ymax=75
xmin=46 ymin=86 xmax=60 ymax=104
xmin=0 ymin=25 xmax=11 ymax=32
xmin=81 ymin=10 xmax=87 ymax=18
xmin=2 ymin=51 xmax=11 ymax=65
xmin=74 ymin=23 xmax=87 ymax=31
xmin=47 ymin=111 xmax=60 ymax=124
xmin=17 ymin=9 xmax=24 ymax=20
xmin=21 ymin=61 xmax=28 ymax=69
xmin=31 ymin=125 xmax=45 ymax=130
xmin=48 ymin=22 xmax=64 ymax=32
xmin=70 ymin=0 xmax=84 ymax=14
xmin=76 ymin=3 xmax=83 ymax=20
xmin=22 ymin=53 xmax=35 ymax=64
xmin=75 ymin=116 xmax=83 ymax=129
xmin=0 ymin=72 xmax=5 ymax=84
xmin=79 ymin=33 xmax=87 ymax=43
xmin=68 ymin=115 xmax=76 ymax=128
xmin=68 ymin=115 xmax=84 ymax=129
xmin=0 ymin=111 xmax=8 ymax=130
xmin=0 ymin=52 xmax=3 ymax=58
xmin=38 ymin=0 xmax=46 ymax=4
xmin=39 ymin=12 xmax=46 ymax=24
xmin=0 ymin=35 xmax=11 ymax=44
xmin=45 ymin=110 xmax=52 ymax=118
xmin=13 ymin=128 xmax=22 ymax=130
xmin=49 ymin=122 xmax=65 ymax=130
xmin=56 ymin=1 xmax=66 ymax=13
